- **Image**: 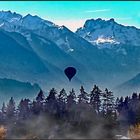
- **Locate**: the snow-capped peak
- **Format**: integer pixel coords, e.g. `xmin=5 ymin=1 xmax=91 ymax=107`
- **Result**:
xmin=22 ymin=14 xmax=43 ymax=23
xmin=0 ymin=11 xmax=75 ymax=53
xmin=0 ymin=11 xmax=57 ymax=32
xmin=20 ymin=14 xmax=55 ymax=30
xmin=83 ymin=18 xmax=116 ymax=31
xmin=0 ymin=10 xmax=22 ymax=23
xmin=76 ymin=18 xmax=140 ymax=48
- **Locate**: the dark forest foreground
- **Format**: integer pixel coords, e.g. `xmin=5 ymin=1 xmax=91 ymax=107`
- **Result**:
xmin=0 ymin=85 xmax=139 ymax=139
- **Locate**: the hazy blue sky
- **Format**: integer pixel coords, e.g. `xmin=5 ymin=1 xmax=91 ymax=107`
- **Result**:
xmin=0 ymin=1 xmax=140 ymax=31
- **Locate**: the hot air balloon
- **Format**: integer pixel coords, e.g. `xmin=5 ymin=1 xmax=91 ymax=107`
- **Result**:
xmin=64 ymin=67 xmax=76 ymax=81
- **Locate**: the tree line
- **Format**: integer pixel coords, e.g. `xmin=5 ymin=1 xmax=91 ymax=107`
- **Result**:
xmin=0 ymin=85 xmax=140 ymax=138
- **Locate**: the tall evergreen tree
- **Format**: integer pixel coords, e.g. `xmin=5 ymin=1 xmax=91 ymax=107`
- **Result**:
xmin=117 ymin=96 xmax=124 ymax=113
xmin=132 ymin=93 xmax=138 ymax=100
xmin=6 ymin=97 xmax=15 ymax=119
xmin=57 ymin=88 xmax=67 ymax=118
xmin=67 ymin=88 xmax=76 ymax=108
xmin=66 ymin=89 xmax=77 ymax=121
xmin=58 ymin=88 xmax=67 ymax=103
xmin=102 ymin=88 xmax=115 ymax=113
xmin=2 ymin=102 xmax=6 ymax=114
xmin=45 ymin=88 xmax=58 ymax=114
xmin=90 ymin=85 xmax=102 ymax=113
xmin=101 ymin=89 xmax=117 ymax=139
xmin=36 ymin=89 xmax=45 ymax=102
xmin=78 ymin=86 xmax=89 ymax=104
xmin=1 ymin=102 xmax=6 ymax=121
xmin=35 ymin=89 xmax=45 ymax=113
xmin=18 ymin=98 xmax=30 ymax=119
xmin=46 ymin=88 xmax=57 ymax=102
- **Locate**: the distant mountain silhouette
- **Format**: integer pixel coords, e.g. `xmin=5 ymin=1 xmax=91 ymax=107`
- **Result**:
xmin=115 ymin=73 xmax=140 ymax=96
xmin=0 ymin=78 xmax=40 ymax=104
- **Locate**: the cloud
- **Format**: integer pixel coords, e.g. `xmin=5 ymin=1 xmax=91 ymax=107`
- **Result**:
xmin=84 ymin=9 xmax=111 ymax=13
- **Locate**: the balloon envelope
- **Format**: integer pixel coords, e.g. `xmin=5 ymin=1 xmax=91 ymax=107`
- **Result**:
xmin=64 ymin=67 xmax=76 ymax=81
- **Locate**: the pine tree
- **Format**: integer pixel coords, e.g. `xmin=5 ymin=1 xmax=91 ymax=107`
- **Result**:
xmin=35 ymin=89 xmax=45 ymax=113
xmin=46 ymin=88 xmax=57 ymax=102
xmin=31 ymin=100 xmax=39 ymax=115
xmin=57 ymin=88 xmax=67 ymax=118
xmin=129 ymin=93 xmax=139 ymax=114
xmin=6 ymin=97 xmax=15 ymax=119
xmin=58 ymin=88 xmax=67 ymax=103
xmin=67 ymin=88 xmax=76 ymax=108
xmin=36 ymin=89 xmax=45 ymax=102
xmin=90 ymin=85 xmax=102 ymax=113
xmin=2 ymin=102 xmax=6 ymax=114
xmin=45 ymin=88 xmax=58 ymax=115
xmin=102 ymin=88 xmax=115 ymax=116
xmin=66 ymin=88 xmax=77 ymax=122
xmin=1 ymin=102 xmax=6 ymax=121
xmin=132 ymin=93 xmax=138 ymax=100
xmin=18 ymin=98 xmax=30 ymax=119
xmin=78 ymin=86 xmax=89 ymax=104
xmin=77 ymin=86 xmax=95 ymax=126
xmin=128 ymin=93 xmax=139 ymax=124
xmin=124 ymin=96 xmax=129 ymax=109
xmin=117 ymin=96 xmax=124 ymax=112
xmin=101 ymin=89 xmax=117 ymax=139
xmin=119 ymin=96 xmax=124 ymax=103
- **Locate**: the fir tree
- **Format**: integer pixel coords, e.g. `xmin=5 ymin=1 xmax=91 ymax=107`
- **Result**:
xmin=67 ymin=88 xmax=76 ymax=108
xmin=132 ymin=93 xmax=138 ymax=100
xmin=1 ymin=102 xmax=6 ymax=121
xmin=58 ymin=88 xmax=67 ymax=103
xmin=66 ymin=88 xmax=76 ymax=121
xmin=36 ymin=89 xmax=45 ymax=102
xmin=117 ymin=96 xmax=124 ymax=112
xmin=6 ymin=97 xmax=15 ymax=119
xmin=57 ymin=88 xmax=67 ymax=118
xmin=18 ymin=98 xmax=30 ymax=119
xmin=90 ymin=85 xmax=102 ymax=113
xmin=35 ymin=89 xmax=45 ymax=113
xmin=2 ymin=102 xmax=6 ymax=114
xmin=78 ymin=86 xmax=89 ymax=104
xmin=102 ymin=88 xmax=115 ymax=117
xmin=45 ymin=88 xmax=58 ymax=114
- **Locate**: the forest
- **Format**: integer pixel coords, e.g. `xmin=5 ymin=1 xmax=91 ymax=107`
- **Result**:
xmin=0 ymin=85 xmax=140 ymax=139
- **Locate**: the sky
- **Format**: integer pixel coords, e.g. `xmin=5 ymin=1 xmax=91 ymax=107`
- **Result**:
xmin=0 ymin=1 xmax=140 ymax=31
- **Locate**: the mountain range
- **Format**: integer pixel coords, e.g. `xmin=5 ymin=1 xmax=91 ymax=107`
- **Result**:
xmin=0 ymin=78 xmax=40 ymax=105
xmin=0 ymin=10 xmax=140 ymax=100
xmin=115 ymin=73 xmax=140 ymax=97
